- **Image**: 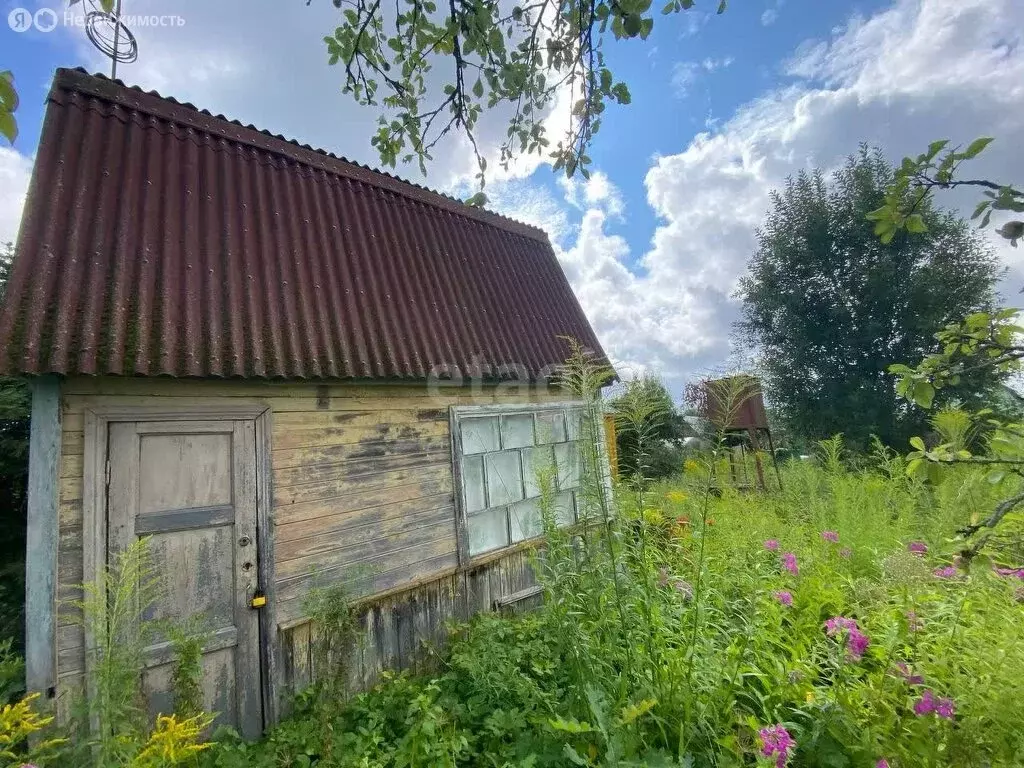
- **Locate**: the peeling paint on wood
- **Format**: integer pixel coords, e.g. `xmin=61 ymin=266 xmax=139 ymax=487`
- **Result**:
xmin=51 ymin=376 xmax=565 ymax=727
xmin=279 ymin=546 xmax=539 ymax=702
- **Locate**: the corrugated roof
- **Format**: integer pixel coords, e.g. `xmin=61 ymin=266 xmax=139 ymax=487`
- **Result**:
xmin=0 ymin=68 xmax=607 ymax=381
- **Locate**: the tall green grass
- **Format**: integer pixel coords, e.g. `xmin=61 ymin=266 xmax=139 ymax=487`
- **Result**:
xmin=201 ymin=443 xmax=1024 ymax=768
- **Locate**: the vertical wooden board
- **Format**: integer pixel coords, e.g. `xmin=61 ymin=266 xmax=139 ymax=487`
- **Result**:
xmin=394 ymin=598 xmax=414 ymax=672
xmin=288 ymin=623 xmax=312 ymax=693
xmin=255 ymin=410 xmax=280 ymax=724
xmin=26 ymin=376 xmax=61 ymax=699
xmin=55 ymin=672 xmax=84 ymax=724
xmin=231 ymin=420 xmax=262 ymax=739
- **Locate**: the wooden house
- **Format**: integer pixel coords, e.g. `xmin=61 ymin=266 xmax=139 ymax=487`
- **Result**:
xmin=0 ymin=69 xmax=610 ymax=737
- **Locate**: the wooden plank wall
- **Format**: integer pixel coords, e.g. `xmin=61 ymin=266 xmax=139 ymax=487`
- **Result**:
xmin=280 ymin=545 xmax=540 ymax=698
xmin=54 ymin=377 xmax=563 ymax=717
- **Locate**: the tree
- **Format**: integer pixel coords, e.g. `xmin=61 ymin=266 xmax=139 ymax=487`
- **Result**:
xmin=0 ymin=243 xmax=29 ymax=647
xmin=874 ymin=137 xmax=1024 ymax=561
xmin=325 ymin=0 xmax=727 ymax=195
xmin=609 ymin=375 xmax=689 ymax=479
xmin=736 ymin=146 xmax=1003 ymax=450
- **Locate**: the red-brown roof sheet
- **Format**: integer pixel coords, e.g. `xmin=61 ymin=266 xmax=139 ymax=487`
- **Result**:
xmin=0 ymin=68 xmax=606 ymax=381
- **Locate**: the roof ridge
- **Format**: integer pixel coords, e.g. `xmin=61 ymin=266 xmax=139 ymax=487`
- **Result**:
xmin=52 ymin=67 xmax=549 ymax=244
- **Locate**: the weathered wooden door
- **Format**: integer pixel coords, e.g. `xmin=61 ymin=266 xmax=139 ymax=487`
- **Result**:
xmin=107 ymin=419 xmax=263 ymax=738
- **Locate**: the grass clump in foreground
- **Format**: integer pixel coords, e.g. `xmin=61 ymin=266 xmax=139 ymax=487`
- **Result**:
xmin=202 ymin=448 xmax=1024 ymax=768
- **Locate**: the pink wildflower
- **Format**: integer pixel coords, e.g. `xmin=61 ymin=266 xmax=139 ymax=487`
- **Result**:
xmin=894 ymin=662 xmax=924 ymax=686
xmin=824 ymin=617 xmax=857 ymax=636
xmin=914 ymin=690 xmax=955 ymax=720
xmin=935 ymin=698 xmax=955 ymax=720
xmin=764 ymin=539 xmax=780 ymax=552
xmin=908 ymin=541 xmax=928 ymax=556
xmin=758 ymin=724 xmax=796 ymax=768
xmin=822 ymin=530 xmax=839 ymax=543
xmin=876 ymin=760 xmax=890 ymax=768
xmin=995 ymin=567 xmax=1024 ymax=580
xmin=933 ymin=565 xmax=958 ymax=579
xmin=914 ymin=690 xmax=936 ymax=716
xmin=824 ymin=616 xmax=869 ymax=660
xmin=782 ymin=552 xmax=799 ymax=575
xmin=839 ymin=547 xmax=852 ymax=559
xmin=774 ymin=591 xmax=793 ymax=607
xmin=846 ymin=629 xmax=869 ymax=660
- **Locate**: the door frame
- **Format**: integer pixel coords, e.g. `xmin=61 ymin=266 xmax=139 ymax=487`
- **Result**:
xmin=82 ymin=402 xmax=279 ymax=728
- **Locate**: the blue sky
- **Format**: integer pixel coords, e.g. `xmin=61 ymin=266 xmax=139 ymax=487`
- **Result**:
xmin=2 ymin=0 xmax=1022 ymax=390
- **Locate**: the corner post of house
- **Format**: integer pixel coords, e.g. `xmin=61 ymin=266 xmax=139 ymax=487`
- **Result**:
xmin=25 ymin=374 xmax=61 ymax=700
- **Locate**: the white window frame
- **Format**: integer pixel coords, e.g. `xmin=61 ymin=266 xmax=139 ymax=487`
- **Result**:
xmin=449 ymin=402 xmax=610 ymax=563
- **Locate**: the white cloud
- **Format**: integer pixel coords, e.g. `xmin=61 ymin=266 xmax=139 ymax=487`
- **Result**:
xmin=0 ymin=148 xmax=32 ymax=246
xmin=761 ymin=0 xmax=783 ymax=26
xmin=552 ymin=0 xmax=1024 ymax=390
xmin=671 ymin=56 xmax=733 ymax=98
xmin=679 ymin=10 xmax=710 ymax=39
xmin=558 ymin=171 xmax=624 ymax=218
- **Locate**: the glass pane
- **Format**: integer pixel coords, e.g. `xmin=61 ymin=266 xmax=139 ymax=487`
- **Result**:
xmin=462 ymin=455 xmax=486 ymax=513
xmin=522 ymin=445 xmax=555 ymax=498
xmin=555 ymin=441 xmax=582 ymax=490
xmin=485 ymin=450 xmax=524 ymax=506
xmin=461 ymin=416 xmax=499 ymax=454
xmin=468 ymin=507 xmax=509 ymax=555
xmin=535 ymin=410 xmax=567 ymax=444
xmin=566 ymin=409 xmax=586 ymax=441
xmin=553 ymin=491 xmax=576 ymax=526
xmin=501 ymin=413 xmax=535 ymax=449
xmin=510 ymin=498 xmax=543 ymax=542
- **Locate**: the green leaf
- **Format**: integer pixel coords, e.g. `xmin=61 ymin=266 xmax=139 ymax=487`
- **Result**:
xmin=0 ymin=111 xmax=17 ymax=144
xmin=472 ymin=79 xmax=483 ymax=98
xmin=865 ymin=205 xmax=889 ymax=221
xmin=0 ymin=73 xmax=17 ymax=113
xmin=988 ymin=469 xmax=1006 ymax=485
xmin=962 ymin=136 xmax=994 ymax=159
xmin=623 ymin=13 xmax=642 ymax=36
xmin=909 ymin=436 xmax=926 ymax=451
xmin=562 ymin=745 xmax=589 ymax=766
xmin=911 ymin=381 xmax=935 ymax=409
xmin=717 ymin=0 xmax=727 ymax=12
xmin=972 ymin=200 xmax=991 ymax=220
xmin=905 ymin=213 xmax=927 ymax=233
xmin=925 ymin=139 xmax=950 ymax=160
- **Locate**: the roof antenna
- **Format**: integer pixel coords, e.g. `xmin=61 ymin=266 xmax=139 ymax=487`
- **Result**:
xmin=84 ymin=0 xmax=138 ymax=80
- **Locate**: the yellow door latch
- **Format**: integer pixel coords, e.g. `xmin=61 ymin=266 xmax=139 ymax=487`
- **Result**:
xmin=250 ymin=590 xmax=267 ymax=609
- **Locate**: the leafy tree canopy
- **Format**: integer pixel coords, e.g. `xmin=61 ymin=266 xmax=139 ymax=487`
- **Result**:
xmin=736 ymin=146 xmax=1003 ymax=450
xmin=324 ymin=0 xmax=726 ymax=196
xmin=609 ymin=375 xmax=689 ymax=479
